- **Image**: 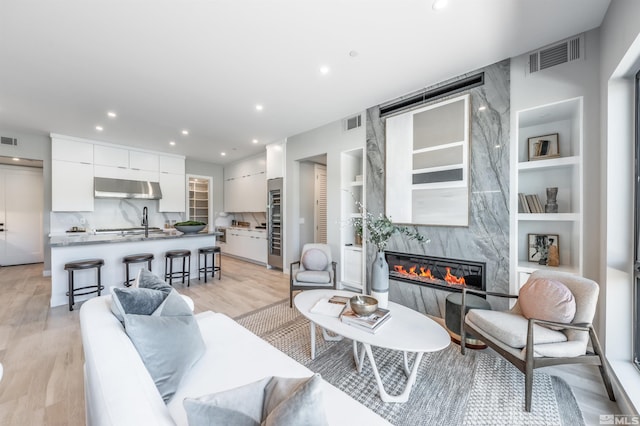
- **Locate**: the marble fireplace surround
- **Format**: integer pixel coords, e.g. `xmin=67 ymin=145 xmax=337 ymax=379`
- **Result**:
xmin=366 ymin=59 xmax=510 ymax=316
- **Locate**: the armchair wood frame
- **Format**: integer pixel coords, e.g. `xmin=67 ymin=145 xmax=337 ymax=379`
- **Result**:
xmin=289 ymin=260 xmax=337 ymax=307
xmin=460 ymin=287 xmax=615 ymax=412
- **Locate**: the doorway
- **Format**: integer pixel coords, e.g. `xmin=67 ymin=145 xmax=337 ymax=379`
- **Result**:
xmin=0 ymin=161 xmax=44 ymax=266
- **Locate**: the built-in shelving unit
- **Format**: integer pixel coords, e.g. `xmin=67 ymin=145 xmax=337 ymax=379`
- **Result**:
xmin=513 ymin=97 xmax=583 ymax=288
xmin=340 ymin=148 xmax=365 ymax=291
xmin=188 ymin=177 xmax=210 ymax=226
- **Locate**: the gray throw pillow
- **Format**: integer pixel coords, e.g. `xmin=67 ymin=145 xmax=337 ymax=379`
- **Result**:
xmin=183 ymin=374 xmax=328 ymax=426
xmin=124 ymin=312 xmax=205 ymax=402
xmin=136 ymin=268 xmax=173 ymax=295
xmin=110 ymin=287 xmax=168 ymax=322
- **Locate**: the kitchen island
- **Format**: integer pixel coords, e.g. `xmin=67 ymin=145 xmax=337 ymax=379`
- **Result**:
xmin=49 ymin=230 xmax=221 ymax=307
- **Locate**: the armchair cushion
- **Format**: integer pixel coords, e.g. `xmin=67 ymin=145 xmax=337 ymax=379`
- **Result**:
xmin=295 ymin=270 xmax=332 ymax=284
xmin=519 ymin=278 xmax=576 ymax=329
xmin=301 ymin=248 xmax=329 ymax=271
xmin=466 ymin=310 xmax=567 ymax=348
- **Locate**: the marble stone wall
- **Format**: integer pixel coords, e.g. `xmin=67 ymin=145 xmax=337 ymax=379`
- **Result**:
xmin=366 ymin=59 xmax=511 ymax=316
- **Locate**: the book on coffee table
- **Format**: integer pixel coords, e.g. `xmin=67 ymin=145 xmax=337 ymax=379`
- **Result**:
xmin=310 ymin=297 xmax=348 ymax=317
xmin=340 ymin=306 xmax=391 ymax=333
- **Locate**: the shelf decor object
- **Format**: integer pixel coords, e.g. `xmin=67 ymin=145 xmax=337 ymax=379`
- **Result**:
xmin=528 ymin=234 xmax=559 ymax=265
xmin=545 ymin=187 xmax=559 ymax=213
xmin=527 ymin=133 xmax=559 ymax=161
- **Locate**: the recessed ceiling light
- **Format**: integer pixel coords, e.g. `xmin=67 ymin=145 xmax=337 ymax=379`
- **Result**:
xmin=349 ymin=50 xmax=358 ymax=58
xmin=12 ymin=157 xmax=19 ymax=161
xmin=255 ymin=104 xmax=263 ymax=111
xmin=181 ymin=129 xmax=189 ymax=135
xmin=320 ymin=66 xmax=330 ymax=75
xmin=95 ymin=125 xmax=103 ymax=131
xmin=169 ymin=141 xmax=176 ymax=146
xmin=432 ymin=0 xmax=448 ymax=11
xmin=107 ymin=111 xmax=117 ymax=118
xmin=221 ymin=152 xmax=226 ymax=156
xmin=252 ymin=139 xmax=259 ymax=144
xmin=478 ymin=106 xmax=487 ymax=111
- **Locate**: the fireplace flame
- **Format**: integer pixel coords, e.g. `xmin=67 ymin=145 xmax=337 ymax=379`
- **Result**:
xmin=393 ymin=264 xmax=465 ymax=286
xmin=444 ymin=267 xmax=466 ymax=285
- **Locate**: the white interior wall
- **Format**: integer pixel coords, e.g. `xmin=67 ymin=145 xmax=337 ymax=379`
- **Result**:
xmin=285 ymin=114 xmax=365 ymax=273
xmin=510 ymin=28 xmax=601 ymax=283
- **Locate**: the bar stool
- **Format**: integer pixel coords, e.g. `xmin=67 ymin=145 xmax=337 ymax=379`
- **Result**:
xmin=122 ymin=253 xmax=154 ymax=287
xmin=198 ymin=246 xmax=221 ymax=283
xmin=164 ymin=249 xmax=191 ymax=286
xmin=64 ymin=258 xmax=105 ymax=311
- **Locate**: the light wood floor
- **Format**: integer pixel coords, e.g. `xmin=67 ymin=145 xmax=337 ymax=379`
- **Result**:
xmin=0 ymin=259 xmax=619 ymax=425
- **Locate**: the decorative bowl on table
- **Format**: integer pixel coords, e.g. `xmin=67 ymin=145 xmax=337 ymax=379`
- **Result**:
xmin=174 ymin=222 xmax=206 ymax=234
xmin=350 ymin=295 xmax=378 ymax=316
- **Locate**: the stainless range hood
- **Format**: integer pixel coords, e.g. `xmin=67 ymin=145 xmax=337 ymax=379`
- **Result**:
xmin=94 ymin=177 xmax=163 ymax=199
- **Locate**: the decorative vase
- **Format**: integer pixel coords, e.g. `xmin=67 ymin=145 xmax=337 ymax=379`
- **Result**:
xmin=371 ymin=251 xmax=389 ymax=308
xmin=545 ymin=187 xmax=558 ymax=213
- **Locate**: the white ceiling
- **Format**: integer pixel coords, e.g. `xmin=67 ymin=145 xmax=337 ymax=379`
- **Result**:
xmin=0 ymin=0 xmax=609 ymax=164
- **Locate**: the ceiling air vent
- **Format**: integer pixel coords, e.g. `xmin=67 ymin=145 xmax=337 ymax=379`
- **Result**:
xmin=0 ymin=136 xmax=17 ymax=146
xmin=345 ymin=115 xmax=362 ymax=131
xmin=527 ymin=34 xmax=584 ymax=75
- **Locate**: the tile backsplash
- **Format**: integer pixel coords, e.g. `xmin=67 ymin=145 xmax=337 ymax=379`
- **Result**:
xmin=50 ymin=199 xmax=184 ymax=234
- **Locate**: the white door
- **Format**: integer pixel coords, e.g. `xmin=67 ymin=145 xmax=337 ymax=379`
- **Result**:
xmin=0 ymin=166 xmax=44 ymax=265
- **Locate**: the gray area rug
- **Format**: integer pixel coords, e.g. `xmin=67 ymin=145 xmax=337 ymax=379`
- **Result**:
xmin=235 ymin=300 xmax=585 ymax=426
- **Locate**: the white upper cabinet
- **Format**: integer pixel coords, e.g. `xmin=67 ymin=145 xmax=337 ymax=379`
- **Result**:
xmin=224 ymin=154 xmax=267 ymax=212
xmin=159 ymin=155 xmax=186 ymax=174
xmin=52 ymin=138 xmax=93 ymax=164
xmin=266 ymin=142 xmax=284 ymax=179
xmin=94 ymin=145 xmax=129 ymax=168
xmin=129 ymin=151 xmax=159 ymax=171
xmin=158 ymin=173 xmax=186 ymax=212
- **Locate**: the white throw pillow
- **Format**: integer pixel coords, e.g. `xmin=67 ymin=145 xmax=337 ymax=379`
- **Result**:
xmin=301 ymin=249 xmax=328 ymax=271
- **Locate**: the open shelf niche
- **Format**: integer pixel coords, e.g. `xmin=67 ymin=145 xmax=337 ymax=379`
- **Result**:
xmin=514 ymin=97 xmax=583 ymax=288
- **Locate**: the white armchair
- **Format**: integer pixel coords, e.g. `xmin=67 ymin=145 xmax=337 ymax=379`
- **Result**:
xmin=290 ymin=244 xmax=337 ymax=307
xmin=460 ymin=269 xmax=616 ymax=411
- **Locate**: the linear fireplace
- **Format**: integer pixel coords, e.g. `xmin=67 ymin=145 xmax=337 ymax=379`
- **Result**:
xmin=385 ymin=251 xmax=486 ymax=293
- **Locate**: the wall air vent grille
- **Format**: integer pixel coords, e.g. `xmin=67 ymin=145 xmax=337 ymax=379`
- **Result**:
xmin=380 ymin=72 xmax=484 ymax=117
xmin=0 ymin=136 xmax=17 ymax=146
xmin=527 ymin=34 xmax=584 ymax=75
xmin=345 ymin=115 xmax=362 ymax=131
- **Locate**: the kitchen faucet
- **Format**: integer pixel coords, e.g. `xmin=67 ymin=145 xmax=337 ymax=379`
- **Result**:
xmin=142 ymin=206 xmax=149 ymax=238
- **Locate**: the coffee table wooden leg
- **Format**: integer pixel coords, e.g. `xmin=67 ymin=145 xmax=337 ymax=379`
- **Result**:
xmin=363 ymin=343 xmax=424 ymax=403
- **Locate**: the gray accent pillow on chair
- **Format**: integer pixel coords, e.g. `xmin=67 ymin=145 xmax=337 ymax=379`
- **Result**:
xmin=183 ymin=374 xmax=328 ymax=426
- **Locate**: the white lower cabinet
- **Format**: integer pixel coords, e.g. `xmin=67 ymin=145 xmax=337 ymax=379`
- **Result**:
xmin=159 ymin=173 xmax=186 ymax=212
xmin=224 ymin=229 xmax=267 ymax=264
xmin=52 ymin=160 xmax=94 ymax=211
xmin=342 ymin=246 xmax=363 ymax=290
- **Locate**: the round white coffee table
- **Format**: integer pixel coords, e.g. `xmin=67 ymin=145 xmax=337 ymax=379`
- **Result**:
xmin=294 ymin=289 xmax=450 ymax=403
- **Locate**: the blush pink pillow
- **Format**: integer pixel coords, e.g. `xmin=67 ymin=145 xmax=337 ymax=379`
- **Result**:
xmin=519 ymin=278 xmax=576 ymax=327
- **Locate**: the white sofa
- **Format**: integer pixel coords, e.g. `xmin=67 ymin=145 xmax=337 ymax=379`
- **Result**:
xmin=80 ymin=296 xmax=390 ymax=425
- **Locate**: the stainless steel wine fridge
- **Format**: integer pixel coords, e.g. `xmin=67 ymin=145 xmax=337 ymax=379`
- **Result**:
xmin=267 ymin=178 xmax=283 ymax=269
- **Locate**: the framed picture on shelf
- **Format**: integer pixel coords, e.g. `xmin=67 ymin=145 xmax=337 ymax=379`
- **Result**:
xmin=527 ymin=133 xmax=559 ymax=161
xmin=528 ymin=234 xmax=559 ymax=264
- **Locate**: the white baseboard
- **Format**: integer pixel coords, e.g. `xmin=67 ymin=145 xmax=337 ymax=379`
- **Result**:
xmin=43 ymin=269 xmax=51 ymax=277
